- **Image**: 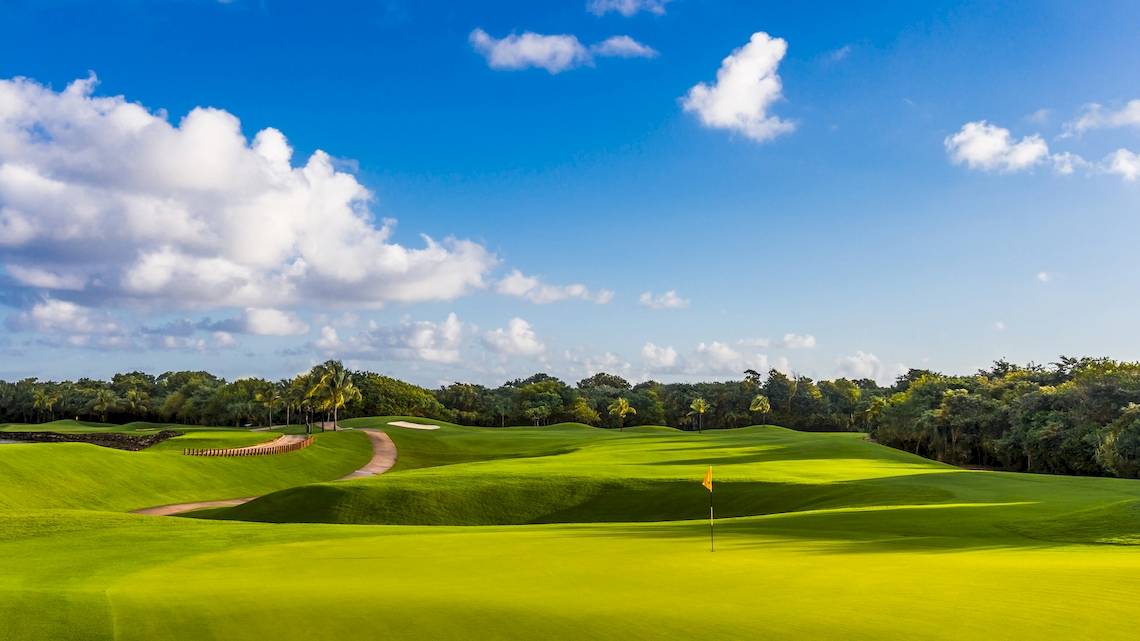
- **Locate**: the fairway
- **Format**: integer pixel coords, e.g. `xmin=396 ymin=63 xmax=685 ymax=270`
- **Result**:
xmin=3 ymin=419 xmax=1140 ymax=640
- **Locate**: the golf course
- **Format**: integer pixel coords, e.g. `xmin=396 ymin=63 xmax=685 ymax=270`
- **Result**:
xmin=3 ymin=417 xmax=1140 ymax=640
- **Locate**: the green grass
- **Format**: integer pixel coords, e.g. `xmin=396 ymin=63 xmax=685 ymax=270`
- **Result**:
xmin=0 ymin=430 xmax=370 ymax=511
xmin=3 ymin=417 xmax=1140 ymax=640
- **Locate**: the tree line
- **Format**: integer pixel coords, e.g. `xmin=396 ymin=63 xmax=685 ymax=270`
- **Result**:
xmin=5 ymin=356 xmax=1140 ymax=479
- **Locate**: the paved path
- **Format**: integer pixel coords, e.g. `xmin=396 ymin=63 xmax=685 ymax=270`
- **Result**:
xmin=132 ymin=430 xmax=396 ymax=517
xmin=338 ymin=431 xmax=397 ymax=479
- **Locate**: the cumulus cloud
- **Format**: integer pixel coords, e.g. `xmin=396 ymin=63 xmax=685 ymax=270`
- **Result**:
xmin=641 ymin=341 xmax=678 ymax=368
xmin=7 ymin=299 xmax=121 ymax=335
xmin=565 ymin=349 xmax=631 ymax=377
xmin=0 ymin=74 xmax=496 ymax=315
xmin=1050 ymin=151 xmax=1088 ymax=175
xmin=496 ymin=270 xmax=613 ymax=304
xmin=469 ymin=29 xmax=655 ymax=74
xmin=1036 ymin=271 xmax=1050 ymax=283
xmin=238 ymin=308 xmax=309 ymax=336
xmin=4 ymin=265 xmax=85 ymax=290
xmin=943 ymin=121 xmax=1049 ymax=172
xmin=638 ymin=289 xmax=688 ymax=309
xmin=1063 ymin=100 xmax=1140 ymax=136
xmin=645 ymin=341 xmax=776 ymax=377
xmin=836 ymin=350 xmax=904 ymax=385
xmin=314 ymin=313 xmax=465 ymax=363
xmin=945 ymin=118 xmax=1140 ymax=182
xmin=1104 ymin=148 xmax=1140 ymax=181
xmin=590 ymin=36 xmax=658 ymax=59
xmin=483 ymin=317 xmax=545 ymax=356
xmin=777 ymin=333 xmax=816 ymax=349
xmin=587 ymin=0 xmax=670 ymax=16
xmin=681 ymin=31 xmax=795 ymax=143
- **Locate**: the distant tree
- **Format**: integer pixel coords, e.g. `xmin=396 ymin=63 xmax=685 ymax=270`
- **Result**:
xmin=524 ymin=405 xmax=550 ymax=426
xmin=567 ymin=396 xmax=601 ymax=425
xmin=307 ymin=361 xmax=362 ymax=431
xmin=90 ymin=389 xmax=119 ymax=423
xmin=577 ymin=372 xmax=631 ymax=390
xmin=690 ymin=397 xmax=710 ymax=432
xmin=32 ymin=388 xmax=50 ymax=422
xmin=607 ymin=397 xmax=636 ymax=431
xmin=749 ymin=394 xmax=772 ymax=419
xmin=123 ymin=388 xmax=150 ymax=417
xmin=256 ymin=386 xmax=283 ymax=428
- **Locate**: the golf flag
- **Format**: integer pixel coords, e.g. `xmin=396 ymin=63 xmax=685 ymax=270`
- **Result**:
xmin=702 ymin=465 xmax=713 ymax=492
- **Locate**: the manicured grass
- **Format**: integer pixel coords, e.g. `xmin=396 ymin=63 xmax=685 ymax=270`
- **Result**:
xmin=0 ymin=430 xmax=371 ymax=511
xmin=3 ymin=417 xmax=1140 ymax=640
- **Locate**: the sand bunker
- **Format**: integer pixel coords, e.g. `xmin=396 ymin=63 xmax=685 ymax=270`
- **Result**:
xmin=387 ymin=421 xmax=441 ymax=430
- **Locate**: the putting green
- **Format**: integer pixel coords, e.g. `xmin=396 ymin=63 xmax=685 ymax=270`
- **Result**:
xmin=2 ymin=419 xmax=1139 ymax=640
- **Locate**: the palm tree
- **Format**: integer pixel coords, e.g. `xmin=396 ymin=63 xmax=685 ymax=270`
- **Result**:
xmin=32 ymin=388 xmax=49 ymax=422
xmin=256 ymin=385 xmax=283 ymax=428
xmin=307 ymin=362 xmax=362 ymax=431
xmin=862 ymin=397 xmax=888 ymax=432
xmin=90 ymin=389 xmax=119 ymax=423
xmin=749 ymin=394 xmax=771 ymax=421
xmin=607 ymin=397 xmax=636 ymax=431
xmin=690 ymin=397 xmax=710 ymax=432
xmin=123 ymin=388 xmax=150 ymax=417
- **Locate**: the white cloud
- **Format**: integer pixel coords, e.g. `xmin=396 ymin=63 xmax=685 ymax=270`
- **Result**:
xmin=469 ymin=29 xmax=656 ymax=73
xmin=587 ymin=0 xmax=670 ymax=16
xmin=994 ymin=321 xmax=1006 ymax=331
xmin=1050 ymin=151 xmax=1088 ymax=175
xmin=496 ymin=270 xmax=612 ymax=304
xmin=469 ymin=29 xmax=590 ymax=73
xmin=777 ymin=333 xmax=816 ymax=349
xmin=314 ymin=325 xmax=340 ymax=350
xmin=8 ymin=299 xmax=122 ymax=335
xmin=1036 ymin=271 xmax=1050 ymax=283
xmin=314 ymin=313 xmax=465 ymax=363
xmin=590 ymin=36 xmax=658 ymax=59
xmin=641 ymin=342 xmax=678 ymax=368
xmin=483 ymin=317 xmax=545 ymax=356
xmin=583 ymin=351 xmax=630 ymax=376
xmin=1064 ymin=100 xmax=1140 ymax=136
xmin=835 ymin=351 xmax=904 ymax=385
xmin=1104 ymin=148 xmax=1140 ymax=181
xmin=5 ymin=265 xmax=85 ymax=290
xmin=682 ymin=31 xmax=795 ymax=143
xmin=638 ymin=289 xmax=688 ymax=309
xmin=211 ymin=331 xmax=237 ymax=349
xmin=944 ymin=121 xmax=1049 ymax=172
xmin=737 ymin=337 xmax=770 ymax=348
xmin=241 ymin=307 xmax=309 ymax=336
xmin=0 ymin=74 xmax=496 ymax=313
xmin=946 ymin=118 xmax=1139 ymax=182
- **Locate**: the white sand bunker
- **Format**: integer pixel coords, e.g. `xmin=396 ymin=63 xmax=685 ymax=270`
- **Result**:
xmin=387 ymin=420 xmax=441 ymax=430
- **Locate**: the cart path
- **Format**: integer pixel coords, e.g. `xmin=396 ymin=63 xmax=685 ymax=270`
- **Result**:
xmin=131 ymin=430 xmax=397 ymax=516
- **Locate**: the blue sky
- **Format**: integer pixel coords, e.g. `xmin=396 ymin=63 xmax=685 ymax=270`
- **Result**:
xmin=1 ymin=0 xmax=1138 ymax=386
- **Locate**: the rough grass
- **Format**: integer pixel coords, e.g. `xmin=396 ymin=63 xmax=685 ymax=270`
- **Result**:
xmin=4 ymin=418 xmax=1140 ymax=640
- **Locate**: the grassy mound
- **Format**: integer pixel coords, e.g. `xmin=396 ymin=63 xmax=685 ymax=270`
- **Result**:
xmin=199 ymin=421 xmax=1140 ymax=544
xmin=0 ymin=430 xmax=371 ymax=511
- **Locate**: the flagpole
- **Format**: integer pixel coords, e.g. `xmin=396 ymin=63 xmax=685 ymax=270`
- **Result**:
xmin=709 ymin=481 xmax=715 ymax=552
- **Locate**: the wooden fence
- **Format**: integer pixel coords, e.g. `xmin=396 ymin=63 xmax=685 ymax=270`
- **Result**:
xmin=183 ymin=436 xmax=314 ymax=457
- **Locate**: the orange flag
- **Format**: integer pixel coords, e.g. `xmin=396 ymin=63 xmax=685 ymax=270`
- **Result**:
xmin=702 ymin=465 xmax=713 ymax=492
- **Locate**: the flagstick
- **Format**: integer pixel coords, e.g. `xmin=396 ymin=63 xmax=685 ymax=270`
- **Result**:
xmin=709 ymin=487 xmax=715 ymax=552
